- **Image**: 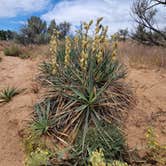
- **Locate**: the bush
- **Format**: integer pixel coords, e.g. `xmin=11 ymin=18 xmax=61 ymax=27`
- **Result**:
xmin=34 ymin=18 xmax=133 ymax=165
xmin=89 ymin=149 xmax=128 ymax=166
xmin=3 ymin=45 xmax=21 ymax=56
xmin=25 ymin=148 xmax=51 ymax=166
xmin=41 ymin=17 xmax=132 ymax=144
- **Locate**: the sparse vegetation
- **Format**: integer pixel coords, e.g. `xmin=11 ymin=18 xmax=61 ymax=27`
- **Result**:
xmin=0 ymin=87 xmax=20 ymax=103
xmin=4 ymin=45 xmax=21 ymax=57
xmin=118 ymin=41 xmax=166 ymax=69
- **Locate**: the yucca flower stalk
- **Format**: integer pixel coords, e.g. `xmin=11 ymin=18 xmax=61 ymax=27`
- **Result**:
xmin=49 ymin=29 xmax=59 ymax=75
xmin=64 ymin=36 xmax=71 ymax=66
xmin=111 ymin=34 xmax=118 ymax=60
xmin=80 ymin=20 xmax=93 ymax=70
xmin=74 ymin=35 xmax=79 ymax=50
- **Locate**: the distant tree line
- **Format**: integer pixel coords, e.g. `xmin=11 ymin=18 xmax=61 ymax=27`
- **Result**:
xmin=0 ymin=16 xmax=71 ymax=45
xmin=0 ymin=30 xmax=16 ymax=40
xmin=1 ymin=2 xmax=166 ymax=47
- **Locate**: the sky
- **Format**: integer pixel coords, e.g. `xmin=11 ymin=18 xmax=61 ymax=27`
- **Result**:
xmin=0 ymin=0 xmax=165 ymax=34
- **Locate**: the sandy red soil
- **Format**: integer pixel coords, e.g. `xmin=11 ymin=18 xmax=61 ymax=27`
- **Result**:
xmin=0 ymin=54 xmax=41 ymax=166
xmin=125 ymin=68 xmax=166 ymax=150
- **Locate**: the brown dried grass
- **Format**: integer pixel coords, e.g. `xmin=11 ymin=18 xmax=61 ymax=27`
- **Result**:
xmin=118 ymin=40 xmax=166 ymax=69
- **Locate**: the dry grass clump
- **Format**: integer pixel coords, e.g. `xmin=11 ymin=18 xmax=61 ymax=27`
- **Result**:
xmin=22 ymin=44 xmax=49 ymax=59
xmin=1 ymin=41 xmax=49 ymax=59
xmin=0 ymin=41 xmax=11 ymax=51
xmin=118 ymin=40 xmax=166 ymax=69
xmin=4 ymin=44 xmax=22 ymax=57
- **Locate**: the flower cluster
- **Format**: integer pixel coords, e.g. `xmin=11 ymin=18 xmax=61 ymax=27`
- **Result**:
xmin=89 ymin=149 xmax=106 ymax=166
xmin=146 ymin=127 xmax=159 ymax=149
xmin=111 ymin=34 xmax=118 ymax=60
xmin=25 ymin=148 xmax=51 ymax=166
xmin=49 ymin=29 xmax=59 ymax=75
xmin=64 ymin=36 xmax=71 ymax=66
xmin=49 ymin=18 xmax=117 ymax=72
xmin=89 ymin=149 xmax=128 ymax=166
xmin=80 ymin=20 xmax=93 ymax=70
xmin=92 ymin=17 xmax=109 ymax=63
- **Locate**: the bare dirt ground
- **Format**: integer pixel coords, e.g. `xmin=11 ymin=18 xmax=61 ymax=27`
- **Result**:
xmin=0 ymin=51 xmax=165 ymax=165
xmin=0 ymin=53 xmax=42 ymax=166
xmin=125 ymin=68 xmax=166 ymax=151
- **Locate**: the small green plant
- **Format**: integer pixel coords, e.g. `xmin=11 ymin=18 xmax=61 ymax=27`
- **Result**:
xmin=145 ymin=127 xmax=166 ymax=165
xmin=110 ymin=160 xmax=128 ymax=166
xmin=25 ymin=147 xmax=51 ymax=166
xmin=0 ymin=87 xmax=20 ymax=103
xmin=89 ymin=149 xmax=128 ymax=166
xmin=3 ymin=45 xmax=21 ymax=56
xmin=89 ymin=149 xmax=106 ymax=166
xmin=31 ymin=99 xmax=55 ymax=136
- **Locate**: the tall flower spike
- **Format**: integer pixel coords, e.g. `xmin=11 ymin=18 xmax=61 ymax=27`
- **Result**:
xmin=100 ymin=26 xmax=108 ymax=43
xmin=64 ymin=36 xmax=71 ymax=66
xmin=112 ymin=39 xmax=118 ymax=60
xmin=80 ymin=23 xmax=89 ymax=70
xmin=74 ymin=35 xmax=79 ymax=49
xmin=49 ymin=29 xmax=59 ymax=75
xmin=96 ymin=17 xmax=103 ymax=26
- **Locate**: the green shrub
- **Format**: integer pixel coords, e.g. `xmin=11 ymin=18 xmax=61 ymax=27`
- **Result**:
xmin=145 ymin=127 xmax=166 ymax=165
xmin=0 ymin=87 xmax=20 ymax=103
xmin=3 ymin=45 xmax=21 ymax=56
xmin=89 ymin=149 xmax=106 ymax=166
xmin=36 ymin=18 xmax=133 ymax=165
xmin=89 ymin=149 xmax=128 ymax=166
xmin=25 ymin=148 xmax=51 ymax=166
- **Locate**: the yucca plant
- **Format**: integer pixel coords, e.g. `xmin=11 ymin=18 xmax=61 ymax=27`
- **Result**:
xmin=40 ymin=18 xmax=133 ymax=158
xmin=0 ymin=87 xmax=20 ymax=103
